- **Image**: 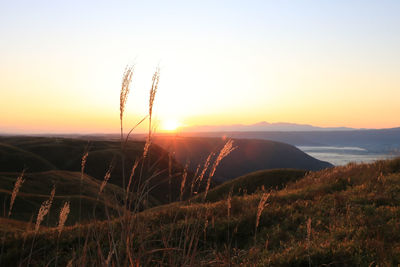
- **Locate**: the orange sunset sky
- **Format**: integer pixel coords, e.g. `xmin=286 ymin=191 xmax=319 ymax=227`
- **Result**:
xmin=1 ymin=1 xmax=400 ymax=134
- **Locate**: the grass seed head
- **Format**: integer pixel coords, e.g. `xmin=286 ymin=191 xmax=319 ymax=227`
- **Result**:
xmin=204 ymin=140 xmax=237 ymax=200
xmin=120 ymin=65 xmax=134 ymax=123
xmin=99 ymin=162 xmax=113 ymax=196
xmin=148 ymin=67 xmax=160 ymax=133
xmin=58 ymin=201 xmax=70 ymax=236
xmin=126 ymin=159 xmax=139 ymax=194
xmin=9 ymin=170 xmax=25 ymax=217
xmin=256 ymin=192 xmax=270 ymax=231
xmin=35 ymin=185 xmax=56 ymax=232
xmin=143 ymin=137 xmax=152 ymax=159
xmin=81 ymin=151 xmax=89 ymax=176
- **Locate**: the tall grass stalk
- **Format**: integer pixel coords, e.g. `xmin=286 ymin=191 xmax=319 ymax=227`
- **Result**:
xmin=143 ymin=67 xmax=160 ymax=159
xmin=120 ymin=65 xmax=134 ymax=192
xmin=27 ymin=186 xmax=56 ymax=266
xmin=190 ymin=163 xmax=201 ymax=196
xmin=35 ymin=186 xmax=55 ymax=233
xmin=254 ymin=192 xmax=270 ymax=243
xmin=191 ymin=152 xmax=213 ymax=196
xmin=137 ymin=67 xmax=160 ymax=215
xmin=57 ymin=202 xmax=70 ymax=238
xmin=0 ymin=170 xmax=25 ymax=265
xmin=180 ymin=161 xmax=189 ymax=201
xmin=204 ymin=139 xmax=236 ymax=200
xmin=148 ymin=67 xmax=160 ymax=139
xmin=78 ymin=147 xmax=89 ymax=251
xmin=125 ymin=159 xmax=139 ymax=206
xmin=110 ymin=66 xmax=161 ymax=264
xmin=55 ymin=201 xmax=70 ymax=267
xmin=8 ymin=170 xmax=25 ymax=218
xmin=98 ymin=162 xmax=113 ymax=197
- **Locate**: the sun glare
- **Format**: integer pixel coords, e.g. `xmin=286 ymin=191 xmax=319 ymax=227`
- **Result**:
xmin=162 ymin=119 xmax=181 ymax=132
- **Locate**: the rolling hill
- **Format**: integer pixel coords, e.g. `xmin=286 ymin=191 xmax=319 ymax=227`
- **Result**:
xmin=154 ymin=136 xmax=332 ymax=182
xmin=0 ymin=170 xmax=128 ymax=225
xmin=194 ymin=169 xmax=307 ymax=202
xmin=0 ymin=136 xmax=187 ymax=205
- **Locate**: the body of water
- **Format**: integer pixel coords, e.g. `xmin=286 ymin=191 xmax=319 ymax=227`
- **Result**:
xmin=297 ymin=146 xmax=398 ymax=166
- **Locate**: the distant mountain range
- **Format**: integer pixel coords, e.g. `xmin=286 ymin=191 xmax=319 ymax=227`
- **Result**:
xmin=181 ymin=122 xmax=356 ymax=132
xmin=174 ymin=127 xmax=400 ymax=154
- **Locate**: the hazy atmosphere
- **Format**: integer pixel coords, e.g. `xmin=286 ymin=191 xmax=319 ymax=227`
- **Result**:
xmin=1 ymin=1 xmax=400 ymax=134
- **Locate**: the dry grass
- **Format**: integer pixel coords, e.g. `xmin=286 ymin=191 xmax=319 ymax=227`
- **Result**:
xmin=143 ymin=68 xmax=160 ymax=159
xmin=120 ymin=65 xmax=134 ymax=128
xmin=57 ymin=202 xmax=70 ymax=237
xmin=35 ymin=186 xmax=55 ymax=233
xmin=194 ymin=152 xmax=213 ymax=192
xmin=254 ymin=192 xmax=270 ymax=243
xmin=180 ymin=161 xmax=189 ymax=201
xmin=80 ymin=151 xmax=89 ymax=175
xmin=98 ymin=162 xmax=113 ymax=196
xmin=148 ymin=67 xmax=160 ymax=137
xmin=4 ymin=158 xmax=400 ymax=266
xmin=204 ymin=139 xmax=236 ymax=200
xmin=8 ymin=170 xmax=25 ymax=217
xmin=126 ymin=159 xmax=139 ymax=197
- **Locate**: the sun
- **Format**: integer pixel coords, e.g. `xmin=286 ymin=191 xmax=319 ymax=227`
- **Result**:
xmin=161 ymin=119 xmax=181 ymax=132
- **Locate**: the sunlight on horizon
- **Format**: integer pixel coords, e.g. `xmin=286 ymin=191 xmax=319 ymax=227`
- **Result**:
xmin=160 ymin=119 xmax=182 ymax=132
xmin=1 ymin=1 xmax=400 ymax=134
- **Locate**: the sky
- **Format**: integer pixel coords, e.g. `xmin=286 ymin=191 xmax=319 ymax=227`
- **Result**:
xmin=1 ymin=0 xmax=400 ymax=134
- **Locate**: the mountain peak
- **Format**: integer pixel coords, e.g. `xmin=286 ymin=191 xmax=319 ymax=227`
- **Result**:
xmin=181 ymin=122 xmax=355 ymax=132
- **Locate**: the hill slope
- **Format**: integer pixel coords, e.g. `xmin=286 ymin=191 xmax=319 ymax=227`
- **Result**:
xmin=4 ymin=158 xmax=400 ymax=265
xmin=0 ymin=170 xmax=129 ymax=225
xmin=154 ymin=136 xmax=332 ymax=181
xmin=195 ymin=168 xmax=307 ymax=202
xmin=0 ymin=136 xmax=187 ymax=204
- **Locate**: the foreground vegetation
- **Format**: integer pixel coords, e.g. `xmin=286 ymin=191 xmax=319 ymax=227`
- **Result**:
xmin=1 ymin=158 xmax=400 ymax=266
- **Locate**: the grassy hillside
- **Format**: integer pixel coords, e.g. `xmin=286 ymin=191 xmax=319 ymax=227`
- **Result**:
xmin=0 ymin=170 xmax=129 ymax=226
xmin=0 ymin=142 xmax=57 ymax=172
xmin=3 ymin=158 xmax=400 ymax=266
xmin=195 ymin=169 xmax=307 ymax=202
xmin=0 ymin=136 xmax=188 ymax=204
xmin=154 ymin=136 xmax=332 ymax=182
xmin=0 ymin=136 xmax=175 ymax=178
